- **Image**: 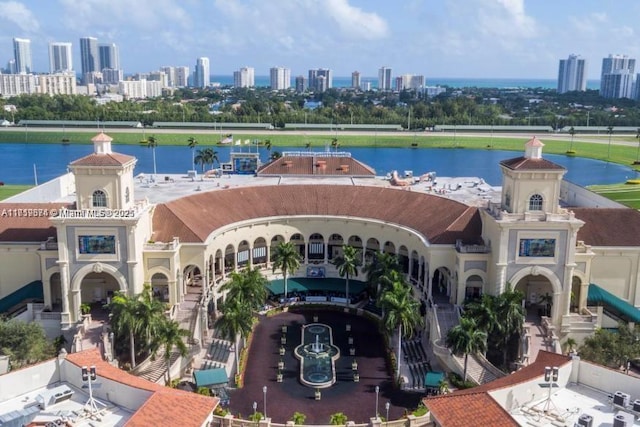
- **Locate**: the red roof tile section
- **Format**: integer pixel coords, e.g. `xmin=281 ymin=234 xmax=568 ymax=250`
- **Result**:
xmin=573 ymin=207 xmax=640 ymax=246
xmin=500 ymin=156 xmax=565 ymax=171
xmin=0 ymin=202 xmax=74 ymax=242
xmin=423 ymin=351 xmax=571 ymax=426
xmin=70 ymin=152 xmax=134 ymax=167
xmin=151 ymin=185 xmax=483 ymax=244
xmin=66 ymin=349 xmax=218 ymax=427
xmin=257 ymin=155 xmax=376 ymax=176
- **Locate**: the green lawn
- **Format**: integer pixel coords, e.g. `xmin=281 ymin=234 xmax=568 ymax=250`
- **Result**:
xmin=0 ymin=185 xmax=32 ymax=201
xmin=587 ymin=182 xmax=640 ymax=209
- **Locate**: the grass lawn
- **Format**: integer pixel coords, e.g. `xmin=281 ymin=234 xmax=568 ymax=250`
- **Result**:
xmin=0 ymin=185 xmax=32 ymax=201
xmin=588 ymin=182 xmax=640 ymax=209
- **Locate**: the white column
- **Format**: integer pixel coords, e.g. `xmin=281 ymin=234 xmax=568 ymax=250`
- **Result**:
xmin=58 ymin=260 xmax=71 ymax=325
xmin=248 ymin=244 xmax=254 ymax=269
xmin=324 ymin=241 xmax=329 ymax=264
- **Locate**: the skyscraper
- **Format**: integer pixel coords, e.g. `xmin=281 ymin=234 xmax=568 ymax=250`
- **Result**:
xmin=13 ymin=38 xmax=32 ymax=74
xmin=600 ymin=54 xmax=635 ymax=99
xmin=80 ymin=37 xmax=99 ymax=76
xmin=557 ymin=54 xmax=587 ymax=94
xmin=99 ymin=43 xmax=120 ymax=70
xmin=270 ymin=67 xmax=291 ymax=90
xmin=308 ymin=68 xmax=332 ymax=92
xmin=378 ymin=66 xmax=392 ymax=91
xmin=49 ymin=42 xmax=73 ymax=73
xmin=194 ymin=57 xmax=210 ymax=88
xmin=175 ymin=66 xmax=190 ymax=87
xmin=351 ymin=71 xmax=361 ymax=89
xmin=233 ymin=67 xmax=255 ymax=88
xmin=295 ymin=75 xmax=306 ymax=93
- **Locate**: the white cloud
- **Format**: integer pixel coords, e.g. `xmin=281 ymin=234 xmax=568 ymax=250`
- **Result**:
xmin=476 ymin=0 xmax=537 ymax=40
xmin=325 ymin=0 xmax=389 ymax=40
xmin=0 ymin=1 xmax=39 ymax=32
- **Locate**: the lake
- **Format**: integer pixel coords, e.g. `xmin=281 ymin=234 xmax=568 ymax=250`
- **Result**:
xmin=1 ymin=142 xmax=636 ymax=187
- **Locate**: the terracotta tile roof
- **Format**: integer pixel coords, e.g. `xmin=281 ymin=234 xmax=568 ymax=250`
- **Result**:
xmin=573 ymin=208 xmax=640 ymax=246
xmin=257 ymin=155 xmax=376 ymax=176
xmin=0 ymin=202 xmax=74 ymax=242
xmin=70 ymin=152 xmax=135 ymax=167
xmin=66 ymin=349 xmax=218 ymax=427
xmin=91 ymin=132 xmax=113 ymax=143
xmin=152 ymin=185 xmax=483 ymax=244
xmin=423 ymin=351 xmax=571 ymax=426
xmin=500 ymin=156 xmax=565 ymax=171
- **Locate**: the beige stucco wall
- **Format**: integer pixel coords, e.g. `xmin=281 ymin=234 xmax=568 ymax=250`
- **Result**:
xmin=0 ymin=245 xmax=42 ymax=299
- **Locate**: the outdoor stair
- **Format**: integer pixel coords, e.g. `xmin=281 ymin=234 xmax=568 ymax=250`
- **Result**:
xmin=451 ymin=353 xmax=501 ymax=385
xmin=135 ymin=348 xmax=181 ymax=384
xmin=206 ymin=339 xmax=233 ymax=364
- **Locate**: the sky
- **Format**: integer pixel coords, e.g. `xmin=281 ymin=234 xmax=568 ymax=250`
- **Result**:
xmin=1 ymin=0 xmax=639 ymax=80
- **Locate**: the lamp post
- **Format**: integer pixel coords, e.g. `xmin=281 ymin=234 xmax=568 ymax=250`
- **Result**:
xmin=263 ymin=385 xmax=267 ymax=419
xmin=375 ymin=385 xmax=380 ymax=420
xmin=385 ymin=401 xmax=390 ymax=425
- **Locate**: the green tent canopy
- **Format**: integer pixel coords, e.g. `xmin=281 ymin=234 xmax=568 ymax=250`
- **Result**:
xmin=587 ymin=283 xmax=640 ymax=323
xmin=424 ymin=371 xmax=445 ymax=389
xmin=193 ymin=368 xmax=228 ymax=388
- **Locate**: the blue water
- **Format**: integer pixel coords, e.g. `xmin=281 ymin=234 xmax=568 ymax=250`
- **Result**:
xmin=212 ymin=75 xmax=600 ymax=90
xmin=1 ymin=143 xmax=635 ymax=187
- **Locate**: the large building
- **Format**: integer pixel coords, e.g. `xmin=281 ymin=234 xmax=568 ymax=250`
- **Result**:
xmin=80 ymin=37 xmax=99 ymax=82
xmin=13 ymin=38 xmax=32 ymax=74
xmin=98 ymin=43 xmax=120 ymax=71
xmin=600 ymin=54 xmax=635 ymax=99
xmin=378 ymin=66 xmax=392 ymax=91
xmin=351 ymin=71 xmax=361 ymax=89
xmin=395 ymin=74 xmax=425 ymax=91
xmin=48 ymin=42 xmax=73 ymax=74
xmin=36 ymin=74 xmax=77 ymax=95
xmin=557 ymin=54 xmax=587 ymax=94
xmin=269 ymin=66 xmax=291 ymax=90
xmin=233 ymin=66 xmax=255 ymax=88
xmin=308 ymin=68 xmax=332 ymax=92
xmin=193 ymin=57 xmax=210 ymax=88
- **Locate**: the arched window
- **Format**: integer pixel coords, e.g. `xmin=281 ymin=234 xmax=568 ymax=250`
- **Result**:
xmin=92 ymin=190 xmax=107 ymax=208
xmin=125 ymin=187 xmax=130 ymax=203
xmin=529 ymin=194 xmax=543 ymax=211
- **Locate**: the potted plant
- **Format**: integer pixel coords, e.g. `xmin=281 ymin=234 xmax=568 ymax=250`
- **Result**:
xmin=350 ymin=347 xmax=355 ymax=356
xmin=291 ymin=412 xmax=306 ymax=425
xmin=315 ymin=388 xmax=321 ymax=400
xmin=281 ymin=335 xmax=287 ymax=345
xmin=279 ymin=346 xmax=286 ymax=356
xmin=80 ymin=303 xmax=91 ymax=315
xmin=277 ymin=370 xmax=283 ymax=383
xmin=278 ymin=359 xmax=284 ymax=370
xmin=353 ymin=372 xmax=359 ymax=382
xmin=329 ymin=412 xmax=347 ymax=425
xmin=351 ymin=360 xmax=358 ymax=370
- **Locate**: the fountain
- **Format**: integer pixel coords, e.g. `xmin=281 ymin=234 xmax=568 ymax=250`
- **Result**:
xmin=294 ymin=323 xmax=340 ymax=388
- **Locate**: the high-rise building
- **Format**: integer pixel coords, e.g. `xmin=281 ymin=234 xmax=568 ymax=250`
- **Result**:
xmin=351 ymin=71 xmax=361 ymax=89
xmin=270 ymin=67 xmax=291 ymax=90
xmin=175 ymin=66 xmax=189 ymax=87
xmin=557 ymin=54 xmax=587 ymax=94
xmin=378 ymin=66 xmax=392 ymax=91
xmin=295 ymin=75 xmax=306 ymax=93
xmin=80 ymin=37 xmax=99 ymax=79
xmin=6 ymin=59 xmax=16 ymax=74
xmin=193 ymin=57 xmax=210 ymax=88
xmin=99 ymin=43 xmax=120 ymax=71
xmin=600 ymin=54 xmax=635 ymax=98
xmin=233 ymin=67 xmax=255 ymax=88
xmin=396 ymin=74 xmax=425 ymax=91
xmin=308 ymin=68 xmax=332 ymax=92
xmin=13 ymin=38 xmax=32 ymax=74
xmin=48 ymin=42 xmax=73 ymax=74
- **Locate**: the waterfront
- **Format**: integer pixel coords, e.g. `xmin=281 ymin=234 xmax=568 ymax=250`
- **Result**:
xmin=0 ymin=143 xmax=635 ymax=187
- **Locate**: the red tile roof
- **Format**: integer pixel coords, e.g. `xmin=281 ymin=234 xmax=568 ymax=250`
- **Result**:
xmin=573 ymin=208 xmax=640 ymax=246
xmin=500 ymin=156 xmax=565 ymax=171
xmin=258 ymin=155 xmax=376 ymax=176
xmin=70 ymin=152 xmax=134 ymax=167
xmin=66 ymin=349 xmax=218 ymax=427
xmin=423 ymin=351 xmax=571 ymax=426
xmin=151 ymin=184 xmax=483 ymax=244
xmin=0 ymin=202 xmax=74 ymax=242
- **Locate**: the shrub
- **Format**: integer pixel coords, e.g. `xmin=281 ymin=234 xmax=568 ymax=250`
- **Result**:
xmin=412 ymin=403 xmax=429 ymax=417
xmin=329 ymin=412 xmax=348 ymax=425
xmin=565 ymin=150 xmax=576 ymax=155
xmin=626 ymin=179 xmax=640 ymax=185
xmin=249 ymin=412 xmax=264 ymax=422
xmin=448 ymin=372 xmax=475 ymax=389
xmin=196 ymin=386 xmax=211 ymax=396
xmin=214 ymin=406 xmax=229 ymax=416
xmin=291 ymin=411 xmax=307 ymax=425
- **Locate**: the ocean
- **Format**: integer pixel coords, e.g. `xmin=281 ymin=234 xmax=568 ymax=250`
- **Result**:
xmin=211 ymin=75 xmax=600 ymax=90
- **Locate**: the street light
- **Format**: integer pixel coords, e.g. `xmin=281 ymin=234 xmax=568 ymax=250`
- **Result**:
xmin=375 ymin=385 xmax=380 ymax=419
xmin=252 ymin=401 xmax=257 ymax=420
xmin=385 ymin=401 xmax=390 ymax=425
xmin=263 ymin=385 xmax=267 ymax=419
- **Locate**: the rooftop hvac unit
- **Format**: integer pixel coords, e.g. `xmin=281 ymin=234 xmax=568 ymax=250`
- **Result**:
xmin=633 ymin=399 xmax=640 ymax=412
xmin=614 ymin=391 xmax=630 ymax=407
xmin=613 ymin=413 xmax=628 ymax=427
xmin=577 ymin=413 xmax=593 ymax=427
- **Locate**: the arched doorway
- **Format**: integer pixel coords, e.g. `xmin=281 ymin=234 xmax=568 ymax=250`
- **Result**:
xmin=270 ymin=235 xmax=285 ymax=263
xmin=328 ymin=233 xmax=344 ymax=260
xmin=570 ymin=276 xmax=581 ymax=312
xmin=464 ymin=274 xmax=483 ymax=302
xmin=365 ymin=238 xmax=380 ymax=265
xmin=514 ymin=274 xmax=555 ymax=318
xmin=253 ymin=237 xmax=268 ymax=267
xmin=398 ymin=245 xmax=409 ymax=274
xmin=237 ymin=240 xmax=250 ymax=269
xmin=80 ymin=272 xmax=120 ymax=306
xmin=308 ymin=233 xmax=325 ymax=263
xmin=290 ymin=233 xmax=306 ymax=261
xmin=184 ymin=265 xmax=202 ymax=298
xmin=151 ymin=272 xmax=170 ymax=303
xmin=49 ymin=272 xmax=62 ymax=311
xmin=432 ymin=267 xmax=450 ymax=304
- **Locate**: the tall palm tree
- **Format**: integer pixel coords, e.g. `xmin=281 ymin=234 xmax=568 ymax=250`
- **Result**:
xmin=194 ymin=148 xmax=210 ymax=173
xmin=152 ymin=317 xmax=188 ymax=385
xmin=205 ymin=148 xmax=219 ymax=170
xmin=108 ymin=291 xmax=141 ymax=367
xmin=446 ymin=317 xmax=487 ymax=382
xmin=147 ymin=135 xmax=158 ymax=177
xmin=379 ymin=280 xmax=423 ymax=380
xmin=363 ymin=252 xmax=400 ymax=298
xmin=568 ymin=126 xmax=576 ymax=152
xmin=332 ymin=245 xmax=360 ymax=306
xmin=220 ymin=267 xmax=268 ymax=312
xmin=187 ymin=136 xmax=198 ymax=169
xmin=495 ymin=286 xmax=525 ymax=368
xmin=271 ymin=241 xmax=301 ymax=300
xmin=264 ymin=139 xmax=272 ymax=158
xmin=214 ymin=298 xmax=254 ymax=370
xmin=607 ymin=125 xmax=614 ymax=160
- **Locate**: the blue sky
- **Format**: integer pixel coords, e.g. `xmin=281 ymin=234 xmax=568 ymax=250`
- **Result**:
xmin=1 ymin=0 xmax=639 ymax=79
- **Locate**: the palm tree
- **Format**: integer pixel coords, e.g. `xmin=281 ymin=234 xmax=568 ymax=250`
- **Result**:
xmin=363 ymin=252 xmax=400 ymax=298
xmin=194 ymin=148 xmax=207 ymax=172
xmin=271 ymin=241 xmax=301 ymax=300
xmin=446 ymin=317 xmax=487 ymax=382
xmin=494 ymin=286 xmax=525 ymax=368
xmin=379 ymin=280 xmax=423 ymax=380
xmin=108 ymin=291 xmax=141 ymax=367
xmin=635 ymin=128 xmax=640 ymax=164
xmin=332 ymin=245 xmax=360 ymax=307
xmin=264 ymin=139 xmax=272 ymax=158
xmin=568 ymin=126 xmax=576 ymax=152
xmin=187 ymin=137 xmax=198 ymax=169
xmin=220 ymin=267 xmax=268 ymax=312
xmin=147 ymin=135 xmax=158 ymax=177
xmin=331 ymin=138 xmax=339 ymax=152
xmin=205 ymin=148 xmax=219 ymax=170
xmin=214 ymin=298 xmax=254 ymax=370
xmin=607 ymin=125 xmax=614 ymax=160
xmin=152 ymin=317 xmax=188 ymax=385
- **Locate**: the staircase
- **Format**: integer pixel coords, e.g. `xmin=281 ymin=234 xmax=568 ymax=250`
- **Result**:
xmin=135 ymin=348 xmax=182 ymax=383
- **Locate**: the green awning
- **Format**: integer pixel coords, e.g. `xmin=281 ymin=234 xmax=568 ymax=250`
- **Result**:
xmin=587 ymin=283 xmax=640 ymax=323
xmin=266 ymin=277 xmax=366 ymax=296
xmin=193 ymin=368 xmax=228 ymax=387
xmin=424 ymin=371 xmax=445 ymax=389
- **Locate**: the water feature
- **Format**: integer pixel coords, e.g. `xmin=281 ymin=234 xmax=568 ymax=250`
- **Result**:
xmin=294 ymin=323 xmax=340 ymax=388
xmin=0 ymin=143 xmax=637 ymax=187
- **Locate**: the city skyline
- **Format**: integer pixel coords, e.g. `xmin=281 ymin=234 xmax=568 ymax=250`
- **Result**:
xmin=1 ymin=0 xmax=640 ymax=79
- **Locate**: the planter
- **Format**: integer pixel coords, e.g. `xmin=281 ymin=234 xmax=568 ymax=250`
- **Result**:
xmin=346 ymin=324 xmax=351 ymax=332
xmin=281 ymin=336 xmax=287 ymax=345
xmin=278 ymin=360 xmax=284 ymax=370
xmin=353 ymin=373 xmax=359 ymax=382
xmin=350 ymin=348 xmax=355 ymax=356
xmin=352 ymin=360 xmax=358 ymax=371
xmin=279 ymin=347 xmax=286 ymax=356
xmin=282 ymin=325 xmax=287 ymax=333
xmin=348 ymin=336 xmax=353 ymax=345
xmin=315 ymin=390 xmax=321 ymax=400
xmin=277 ymin=373 xmax=283 ymax=383
xmin=313 ymin=316 xmax=318 ymax=322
